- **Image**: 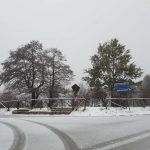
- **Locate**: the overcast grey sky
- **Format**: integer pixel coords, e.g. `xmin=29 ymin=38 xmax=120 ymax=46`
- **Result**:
xmin=0 ymin=0 xmax=150 ymax=88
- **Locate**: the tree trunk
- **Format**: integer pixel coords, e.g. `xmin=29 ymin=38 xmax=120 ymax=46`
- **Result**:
xmin=49 ymin=58 xmax=55 ymax=108
xmin=31 ymin=91 xmax=36 ymax=109
xmin=48 ymin=89 xmax=54 ymax=108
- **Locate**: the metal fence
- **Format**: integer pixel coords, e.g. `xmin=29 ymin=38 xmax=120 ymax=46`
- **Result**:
xmin=0 ymin=97 xmax=150 ymax=111
xmin=107 ymin=98 xmax=150 ymax=108
xmin=0 ymin=97 xmax=86 ymax=111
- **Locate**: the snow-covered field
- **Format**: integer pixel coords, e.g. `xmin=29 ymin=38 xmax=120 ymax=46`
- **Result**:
xmin=1 ymin=107 xmax=150 ymax=116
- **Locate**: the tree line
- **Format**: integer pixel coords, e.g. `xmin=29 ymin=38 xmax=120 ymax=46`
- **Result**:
xmin=0 ymin=38 xmax=150 ymax=107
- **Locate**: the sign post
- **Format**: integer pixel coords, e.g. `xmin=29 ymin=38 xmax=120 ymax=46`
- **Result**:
xmin=114 ymin=82 xmax=131 ymax=109
xmin=71 ymin=84 xmax=80 ymax=110
xmin=114 ymin=82 xmax=130 ymax=92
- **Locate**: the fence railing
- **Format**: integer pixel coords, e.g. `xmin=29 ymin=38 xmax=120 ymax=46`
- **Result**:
xmin=0 ymin=97 xmax=87 ymax=111
xmin=1 ymin=97 xmax=150 ymax=112
xmin=106 ymin=98 xmax=150 ymax=108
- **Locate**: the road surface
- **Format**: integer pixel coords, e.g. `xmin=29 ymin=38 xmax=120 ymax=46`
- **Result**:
xmin=0 ymin=115 xmax=150 ymax=150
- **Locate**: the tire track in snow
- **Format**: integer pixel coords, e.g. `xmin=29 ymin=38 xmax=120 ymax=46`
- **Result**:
xmin=82 ymin=129 xmax=150 ymax=150
xmin=0 ymin=121 xmax=26 ymax=150
xmin=21 ymin=119 xmax=80 ymax=150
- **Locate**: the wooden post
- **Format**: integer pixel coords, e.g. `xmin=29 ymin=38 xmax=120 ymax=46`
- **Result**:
xmin=72 ymin=98 xmax=75 ymax=111
xmin=84 ymin=98 xmax=86 ymax=111
xmin=17 ymin=100 xmax=20 ymax=110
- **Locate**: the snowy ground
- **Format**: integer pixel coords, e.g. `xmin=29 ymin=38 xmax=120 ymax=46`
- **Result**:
xmin=1 ymin=108 xmax=150 ymax=150
xmin=70 ymin=107 xmax=150 ymax=117
xmin=1 ymin=115 xmax=150 ymax=150
xmin=1 ymin=107 xmax=150 ymax=116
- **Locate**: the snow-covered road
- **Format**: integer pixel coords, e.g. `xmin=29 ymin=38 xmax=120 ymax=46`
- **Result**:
xmin=1 ymin=115 xmax=150 ymax=150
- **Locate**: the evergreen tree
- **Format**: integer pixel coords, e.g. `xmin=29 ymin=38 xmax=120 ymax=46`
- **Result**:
xmin=83 ymin=39 xmax=143 ymax=92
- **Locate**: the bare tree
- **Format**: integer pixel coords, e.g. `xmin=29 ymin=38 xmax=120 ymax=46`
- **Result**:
xmin=77 ymin=83 xmax=107 ymax=107
xmin=0 ymin=41 xmax=47 ymax=101
xmin=0 ymin=42 xmax=74 ymax=109
xmin=0 ymin=92 xmax=17 ymax=110
xmin=141 ymin=75 xmax=150 ymax=98
xmin=43 ymin=49 xmax=74 ymax=106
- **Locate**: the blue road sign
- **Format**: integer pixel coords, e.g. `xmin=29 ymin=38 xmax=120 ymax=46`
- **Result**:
xmin=114 ymin=82 xmax=130 ymax=92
